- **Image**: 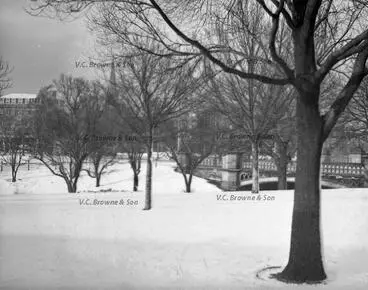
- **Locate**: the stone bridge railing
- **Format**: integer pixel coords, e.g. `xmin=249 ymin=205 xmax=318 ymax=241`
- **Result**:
xmin=242 ymin=160 xmax=365 ymax=177
xmin=193 ymin=153 xmax=367 ymax=190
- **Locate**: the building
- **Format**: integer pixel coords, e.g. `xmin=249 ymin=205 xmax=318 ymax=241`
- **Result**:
xmin=42 ymin=86 xmax=66 ymax=107
xmin=0 ymin=93 xmax=41 ymax=134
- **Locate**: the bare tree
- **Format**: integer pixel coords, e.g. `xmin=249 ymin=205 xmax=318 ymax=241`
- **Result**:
xmin=84 ymin=147 xmax=117 ymax=187
xmin=345 ymin=77 xmax=368 ymax=178
xmin=0 ymin=57 xmax=12 ymax=96
xmin=163 ymin=110 xmax=218 ymax=193
xmin=0 ymin=137 xmax=25 ymax=183
xmin=0 ymin=124 xmax=29 ymax=183
xmin=33 ymin=75 xmax=92 ymax=193
xmin=210 ymin=70 xmax=294 ymax=193
xmin=121 ymin=138 xmax=145 ymax=191
xmin=0 ymin=94 xmax=34 ymax=182
xmin=109 ymin=46 xmax=201 ymax=210
xmin=261 ymin=102 xmax=297 ymax=190
xmin=83 ymin=81 xmax=118 ymax=187
xmin=346 ymin=78 xmax=368 ymax=141
xmin=29 ymin=0 xmax=368 ymax=283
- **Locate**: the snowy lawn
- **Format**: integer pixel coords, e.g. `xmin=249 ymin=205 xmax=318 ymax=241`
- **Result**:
xmin=0 ymin=161 xmax=367 ymax=289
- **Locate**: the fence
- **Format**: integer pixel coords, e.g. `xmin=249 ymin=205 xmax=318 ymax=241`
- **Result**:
xmin=0 ymin=152 xmax=172 ymax=173
xmin=200 ymin=155 xmax=222 ymax=169
xmin=0 ymin=159 xmax=120 ymax=172
xmin=0 ymin=159 xmax=34 ymax=172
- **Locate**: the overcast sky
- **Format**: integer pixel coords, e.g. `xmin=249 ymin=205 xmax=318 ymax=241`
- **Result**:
xmin=0 ymin=0 xmax=102 ymax=95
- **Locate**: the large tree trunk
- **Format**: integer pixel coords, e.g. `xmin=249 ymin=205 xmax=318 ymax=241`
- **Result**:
xmin=11 ymin=164 xmax=17 ymax=182
xmin=67 ymin=169 xmax=80 ymax=193
xmin=185 ymin=181 xmax=191 ymax=193
xmin=66 ymin=180 xmax=76 ymax=193
xmin=144 ymin=131 xmax=153 ymax=210
xmin=96 ymin=174 xmax=101 ymax=187
xmin=272 ymin=24 xmax=328 ymax=282
xmin=133 ymin=171 xmax=139 ymax=191
xmin=184 ymin=173 xmax=193 ymax=193
xmin=94 ymin=162 xmax=101 ymax=187
xmin=71 ymin=164 xmax=82 ymax=193
xmin=251 ymin=140 xmax=259 ymax=193
xmin=276 ymin=90 xmax=327 ymax=283
xmin=276 ymin=141 xmax=288 ymax=190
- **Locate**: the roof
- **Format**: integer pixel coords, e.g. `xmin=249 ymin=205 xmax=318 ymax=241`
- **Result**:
xmin=0 ymin=93 xmax=38 ymax=99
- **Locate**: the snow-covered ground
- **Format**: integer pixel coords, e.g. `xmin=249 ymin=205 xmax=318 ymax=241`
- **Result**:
xmin=0 ymin=161 xmax=367 ymax=289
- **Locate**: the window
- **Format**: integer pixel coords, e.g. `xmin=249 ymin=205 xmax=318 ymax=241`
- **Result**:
xmin=0 ymin=98 xmax=3 ymax=104
xmin=22 ymin=98 xmax=25 ymax=104
xmin=5 ymin=98 xmax=10 ymax=104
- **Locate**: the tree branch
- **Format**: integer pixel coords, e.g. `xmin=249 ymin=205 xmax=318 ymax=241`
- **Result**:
xmin=268 ymin=0 xmax=295 ymax=80
xmin=268 ymin=0 xmax=295 ymax=28
xmin=316 ymin=30 xmax=368 ymax=82
xmin=322 ymin=48 xmax=368 ymax=141
xmin=149 ymin=0 xmax=291 ymax=85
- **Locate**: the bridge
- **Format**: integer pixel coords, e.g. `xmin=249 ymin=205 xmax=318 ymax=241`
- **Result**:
xmin=192 ymin=153 xmax=366 ymax=191
xmin=238 ymin=177 xmax=346 ymax=190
